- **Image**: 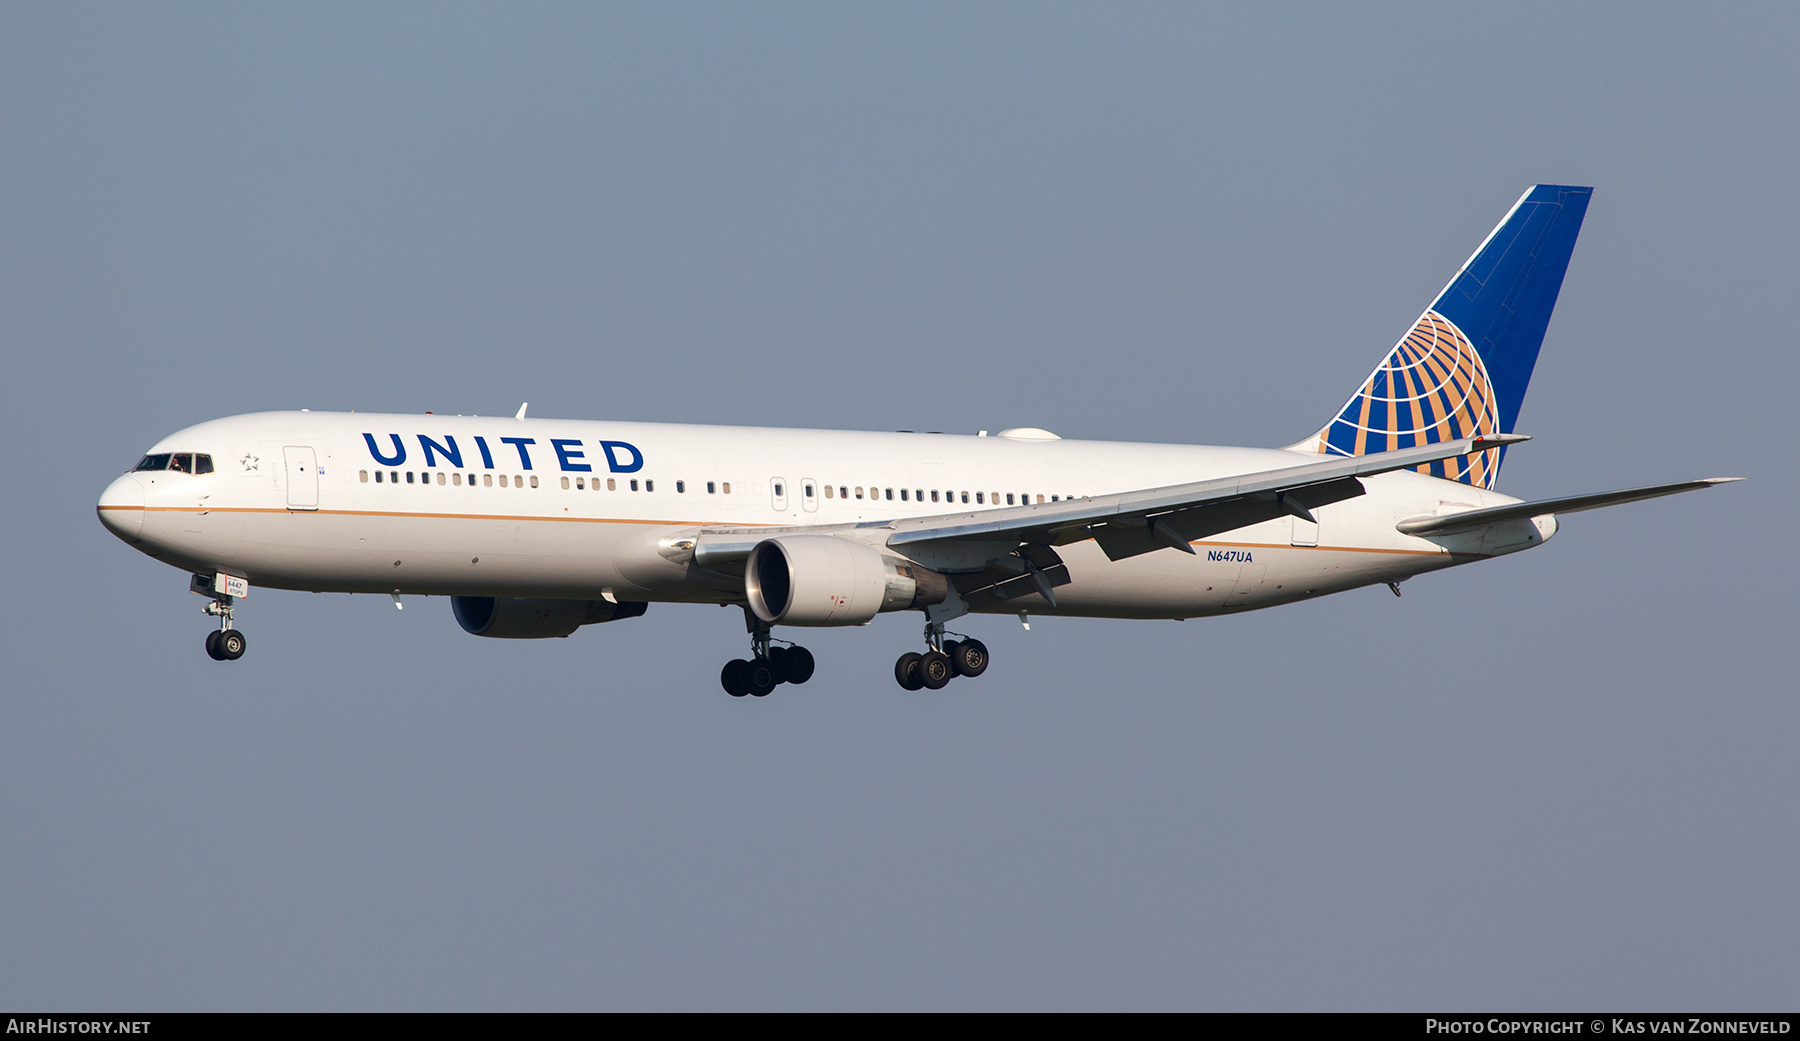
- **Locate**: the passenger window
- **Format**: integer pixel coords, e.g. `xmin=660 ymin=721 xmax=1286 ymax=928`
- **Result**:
xmin=529 ymin=475 xmax=538 ymax=488
xmin=574 ymin=477 xmax=582 ymax=489
xmin=915 ymin=489 xmax=923 ymax=502
xmin=646 ymin=480 xmax=654 ymax=492
xmin=498 ymin=474 xmax=507 ymax=487
xmin=823 ymin=485 xmax=833 ymax=499
xmin=375 ymin=470 xmax=384 ymax=483
xmin=774 ymin=482 xmax=784 ymax=497
xmin=360 ymin=470 xmax=369 ymax=483
xmin=975 ymin=492 xmax=983 ymax=504
xmin=722 ymin=482 xmax=731 ymax=494
xmin=1037 ymin=494 xmax=1045 ymax=503
xmin=804 ymin=483 xmax=814 ymax=498
xmin=1005 ymin=493 xmax=1013 ymax=504
xmin=839 ymin=486 xmax=848 ymax=499
xmin=929 ymin=490 xmax=938 ymax=502
xmin=677 ymin=481 xmax=685 ymax=493
xmin=195 ymin=454 xmax=214 ymax=475
xmin=1051 ymin=495 xmax=1058 ymax=502
xmin=593 ymin=479 xmax=600 ymax=491
xmin=438 ymin=472 xmax=446 ymax=485
xmin=453 ymin=473 xmax=463 ymax=486
xmin=855 ymin=487 xmax=863 ymax=499
xmin=561 ymin=477 xmax=570 ymax=489
xmin=900 ymin=489 xmax=908 ymax=501
xmin=707 ymin=482 xmax=716 ymax=494
xmin=885 ymin=488 xmax=893 ymax=500
xmin=407 ymin=471 xmax=415 ymax=484
xmin=630 ymin=480 xmax=639 ymax=491
xmin=607 ymin=478 xmax=616 ymax=491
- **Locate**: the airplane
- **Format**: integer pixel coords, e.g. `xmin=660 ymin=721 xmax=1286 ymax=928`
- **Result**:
xmin=97 ymin=184 xmax=1737 ymax=697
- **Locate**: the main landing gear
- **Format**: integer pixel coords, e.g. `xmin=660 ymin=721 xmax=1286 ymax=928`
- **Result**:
xmin=195 ymin=575 xmax=246 ymax=662
xmin=720 ymin=610 xmax=815 ymax=697
xmin=893 ymin=620 xmax=988 ymax=691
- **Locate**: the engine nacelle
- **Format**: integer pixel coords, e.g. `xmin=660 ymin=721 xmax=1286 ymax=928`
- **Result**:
xmin=451 ymin=596 xmax=647 ymax=639
xmin=746 ymin=535 xmax=944 ymax=626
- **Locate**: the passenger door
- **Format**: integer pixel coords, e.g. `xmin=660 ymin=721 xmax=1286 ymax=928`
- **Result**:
xmin=283 ymin=446 xmax=319 ymax=510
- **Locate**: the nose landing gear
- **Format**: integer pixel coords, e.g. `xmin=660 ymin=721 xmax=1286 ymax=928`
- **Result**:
xmin=196 ymin=577 xmax=246 ymax=661
xmin=204 ymin=627 xmax=246 ymax=661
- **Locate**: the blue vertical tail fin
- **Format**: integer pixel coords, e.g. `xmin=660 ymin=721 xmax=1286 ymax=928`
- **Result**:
xmin=1297 ymin=184 xmax=1592 ymax=488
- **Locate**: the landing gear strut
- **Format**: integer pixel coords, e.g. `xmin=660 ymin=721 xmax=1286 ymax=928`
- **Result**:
xmin=894 ymin=619 xmax=988 ymax=691
xmin=195 ymin=574 xmax=246 ymax=661
xmin=720 ymin=608 xmax=814 ymax=697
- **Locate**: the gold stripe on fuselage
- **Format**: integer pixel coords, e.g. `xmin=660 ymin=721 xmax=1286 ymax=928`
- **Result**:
xmin=99 ymin=506 xmax=1459 ymax=558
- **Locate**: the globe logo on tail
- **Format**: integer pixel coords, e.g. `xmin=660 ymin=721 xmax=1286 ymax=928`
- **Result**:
xmin=1313 ymin=310 xmax=1502 ymax=488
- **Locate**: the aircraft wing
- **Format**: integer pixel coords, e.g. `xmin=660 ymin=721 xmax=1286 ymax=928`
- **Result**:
xmin=1394 ymin=477 xmax=1742 ymax=537
xmin=691 ymin=435 xmax=1526 ymax=609
xmin=884 ymin=433 xmax=1527 ymax=564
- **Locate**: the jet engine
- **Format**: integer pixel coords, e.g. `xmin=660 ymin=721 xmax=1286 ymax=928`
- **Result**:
xmin=451 ymin=596 xmax=647 ymax=639
xmin=745 ymin=535 xmax=947 ymax=626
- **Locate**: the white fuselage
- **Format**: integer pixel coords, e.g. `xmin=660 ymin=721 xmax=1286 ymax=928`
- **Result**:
xmin=97 ymin=411 xmax=1553 ymax=620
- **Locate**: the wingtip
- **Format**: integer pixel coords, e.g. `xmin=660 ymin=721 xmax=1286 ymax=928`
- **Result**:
xmin=1473 ymin=432 xmax=1531 ymax=447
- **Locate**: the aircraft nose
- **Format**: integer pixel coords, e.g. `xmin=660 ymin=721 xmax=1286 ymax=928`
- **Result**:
xmin=97 ymin=473 xmax=145 ymax=541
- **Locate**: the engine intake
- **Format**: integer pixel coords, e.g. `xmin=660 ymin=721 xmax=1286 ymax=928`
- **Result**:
xmin=451 ymin=596 xmax=647 ymax=639
xmin=746 ymin=535 xmax=942 ymax=626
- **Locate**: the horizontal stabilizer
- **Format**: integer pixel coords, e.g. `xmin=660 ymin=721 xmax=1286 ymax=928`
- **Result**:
xmin=1396 ymin=478 xmax=1742 ymax=537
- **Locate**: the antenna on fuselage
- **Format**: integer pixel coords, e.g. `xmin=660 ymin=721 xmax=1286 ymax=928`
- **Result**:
xmin=515 ymin=402 xmax=528 ymax=420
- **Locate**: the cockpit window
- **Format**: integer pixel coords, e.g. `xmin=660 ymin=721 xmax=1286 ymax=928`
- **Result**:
xmin=133 ymin=453 xmax=214 ymax=473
